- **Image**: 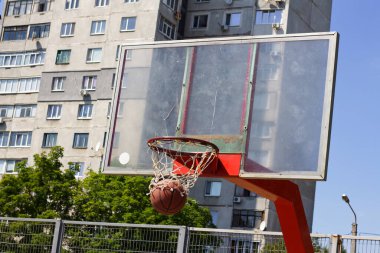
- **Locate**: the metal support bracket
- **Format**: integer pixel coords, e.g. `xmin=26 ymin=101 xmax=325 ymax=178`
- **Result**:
xmin=226 ymin=177 xmax=314 ymax=253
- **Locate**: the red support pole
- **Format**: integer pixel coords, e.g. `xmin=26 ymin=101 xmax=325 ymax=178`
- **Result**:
xmin=226 ymin=177 xmax=314 ymax=253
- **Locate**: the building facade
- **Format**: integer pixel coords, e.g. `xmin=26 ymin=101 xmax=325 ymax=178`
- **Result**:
xmin=0 ymin=0 xmax=332 ymax=231
xmin=0 ymin=0 xmax=180 ymax=175
xmin=182 ymin=0 xmax=332 ymax=231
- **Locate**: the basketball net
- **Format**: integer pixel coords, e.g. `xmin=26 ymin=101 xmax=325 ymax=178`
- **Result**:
xmin=147 ymin=137 xmax=219 ymax=196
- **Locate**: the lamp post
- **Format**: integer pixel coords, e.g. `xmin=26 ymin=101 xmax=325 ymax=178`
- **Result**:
xmin=342 ymin=194 xmax=357 ymax=253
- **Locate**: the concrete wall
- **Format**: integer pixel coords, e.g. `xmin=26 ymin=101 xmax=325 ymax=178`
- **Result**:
xmin=183 ymin=0 xmax=255 ymax=38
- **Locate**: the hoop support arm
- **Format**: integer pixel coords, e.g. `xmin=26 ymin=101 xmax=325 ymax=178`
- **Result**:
xmin=173 ymin=152 xmax=314 ymax=252
xmin=226 ymin=177 xmax=314 ymax=253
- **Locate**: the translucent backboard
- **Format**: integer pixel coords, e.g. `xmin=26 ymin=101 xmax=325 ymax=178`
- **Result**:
xmin=104 ymin=32 xmax=339 ymax=180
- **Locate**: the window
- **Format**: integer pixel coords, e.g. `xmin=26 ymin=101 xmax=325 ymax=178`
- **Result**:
xmin=18 ymin=78 xmax=40 ymax=93
xmin=0 ymin=106 xmax=13 ymax=118
xmin=3 ymin=26 xmax=28 ymax=41
xmin=210 ymin=211 xmax=219 ymax=226
xmin=73 ymin=133 xmax=89 ymax=148
xmin=162 ymin=0 xmax=177 ymax=10
xmin=0 ymin=78 xmax=40 ymax=93
xmin=126 ymin=49 xmax=132 ymax=60
xmin=0 ymin=160 xmax=23 ymax=173
xmin=0 ymin=79 xmax=18 ymax=93
xmin=252 ymin=122 xmax=272 ymax=138
xmin=103 ymin=132 xmax=107 ymax=147
xmin=65 ymin=0 xmax=79 ymax=9
xmin=37 ymin=0 xmax=49 ymax=12
xmin=82 ymin=76 xmax=97 ymax=90
xmin=14 ymin=105 xmax=36 ymax=118
xmin=78 ymin=104 xmax=93 ymax=119
xmin=9 ymin=131 xmax=32 ymax=147
xmin=69 ymin=162 xmax=85 ymax=177
xmin=205 ymin=181 xmax=222 ymax=196
xmin=159 ymin=16 xmax=175 ymax=39
xmin=25 ymin=51 xmax=46 ymax=66
xmin=112 ymin=132 xmax=120 ymax=148
xmin=95 ymin=0 xmax=109 ymax=6
xmin=115 ymin=45 xmax=120 ymax=60
xmin=257 ymin=64 xmax=279 ymax=80
xmin=47 ymin=104 xmax=62 ymax=119
xmin=52 ymin=77 xmax=65 ymax=91
xmin=255 ymin=9 xmax=283 ymax=24
xmin=0 ymin=51 xmax=46 ymax=68
xmin=117 ymin=101 xmax=124 ymax=117
xmin=120 ymin=17 xmax=137 ymax=31
xmin=250 ymin=150 xmax=269 ymax=166
xmin=192 ymin=14 xmax=208 ymax=29
xmin=232 ymin=210 xmax=263 ymax=228
xmin=121 ymin=73 xmax=127 ymax=88
xmin=28 ymin=23 xmax=50 ymax=39
xmin=225 ymin=12 xmax=241 ymax=27
xmin=235 ymin=186 xmax=256 ymax=197
xmin=56 ymin=50 xmax=71 ymax=64
xmin=253 ymin=93 xmax=270 ymax=110
xmin=0 ymin=51 xmax=46 ymax=67
xmin=61 ymin=23 xmax=75 ymax=37
xmin=0 ymin=132 xmax=10 ymax=147
xmin=6 ymin=0 xmax=33 ymax=16
xmin=125 ymin=0 xmax=139 ymax=2
xmin=91 ymin=20 xmax=106 ymax=35
xmin=111 ymin=73 xmax=116 ymax=88
xmin=107 ymin=102 xmax=112 ymax=117
xmin=86 ymin=48 xmax=102 ymax=63
xmin=42 ymin=133 xmax=57 ymax=147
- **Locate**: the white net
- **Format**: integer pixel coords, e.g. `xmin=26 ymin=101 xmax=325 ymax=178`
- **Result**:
xmin=147 ymin=137 xmax=218 ymax=195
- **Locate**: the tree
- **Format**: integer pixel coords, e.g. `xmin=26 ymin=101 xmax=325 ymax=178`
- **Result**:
xmin=73 ymin=171 xmax=214 ymax=227
xmin=0 ymin=147 xmax=213 ymax=227
xmin=0 ymin=147 xmax=215 ymax=251
xmin=0 ymin=146 xmax=79 ymax=219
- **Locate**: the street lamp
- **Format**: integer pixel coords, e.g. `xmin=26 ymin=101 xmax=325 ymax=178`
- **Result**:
xmin=342 ymin=194 xmax=357 ymax=253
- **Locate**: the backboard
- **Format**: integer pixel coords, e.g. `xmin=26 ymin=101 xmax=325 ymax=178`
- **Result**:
xmin=103 ymin=32 xmax=339 ymax=180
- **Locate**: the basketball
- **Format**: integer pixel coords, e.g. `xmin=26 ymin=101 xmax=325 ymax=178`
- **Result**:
xmin=150 ymin=179 xmax=187 ymax=215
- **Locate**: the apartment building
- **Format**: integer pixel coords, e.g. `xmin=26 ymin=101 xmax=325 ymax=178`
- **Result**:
xmin=181 ymin=0 xmax=332 ymax=231
xmin=0 ymin=0 xmax=332 ymax=232
xmin=0 ymin=0 xmax=181 ymax=175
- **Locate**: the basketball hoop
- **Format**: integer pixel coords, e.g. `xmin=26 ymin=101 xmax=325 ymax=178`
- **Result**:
xmin=147 ymin=137 xmax=219 ymax=195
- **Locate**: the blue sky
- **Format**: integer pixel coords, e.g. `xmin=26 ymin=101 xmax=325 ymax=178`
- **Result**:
xmin=313 ymin=1 xmax=380 ymax=235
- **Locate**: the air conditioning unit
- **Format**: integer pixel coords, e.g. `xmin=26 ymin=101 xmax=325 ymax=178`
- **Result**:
xmin=80 ymin=89 xmax=89 ymax=96
xmin=233 ymin=197 xmax=241 ymax=203
xmin=272 ymin=23 xmax=281 ymax=30
xmin=0 ymin=118 xmax=4 ymax=124
xmin=221 ymin=24 xmax=229 ymax=31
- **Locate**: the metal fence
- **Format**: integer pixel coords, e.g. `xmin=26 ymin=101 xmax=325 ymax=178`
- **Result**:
xmin=0 ymin=217 xmax=378 ymax=253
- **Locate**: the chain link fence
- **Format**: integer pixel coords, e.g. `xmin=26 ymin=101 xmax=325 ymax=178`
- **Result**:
xmin=0 ymin=217 xmax=378 ymax=253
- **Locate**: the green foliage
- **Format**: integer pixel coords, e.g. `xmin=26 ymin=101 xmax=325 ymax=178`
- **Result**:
xmin=0 ymin=146 xmax=213 ymax=227
xmin=0 ymin=147 xmax=79 ymax=219
xmin=261 ymin=239 xmax=287 ymax=253
xmin=74 ymin=171 xmax=213 ymax=227
xmin=261 ymin=238 xmax=333 ymax=253
xmin=0 ymin=221 xmax=54 ymax=253
xmin=0 ymin=147 xmax=215 ymax=251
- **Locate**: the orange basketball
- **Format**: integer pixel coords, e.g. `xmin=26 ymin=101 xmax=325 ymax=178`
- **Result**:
xmin=150 ymin=179 xmax=187 ymax=215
